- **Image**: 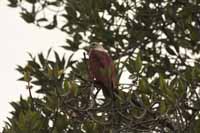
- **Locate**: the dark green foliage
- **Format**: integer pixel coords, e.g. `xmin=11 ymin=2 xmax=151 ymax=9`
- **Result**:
xmin=3 ymin=97 xmax=49 ymax=133
xmin=4 ymin=0 xmax=200 ymax=132
xmin=8 ymin=0 xmax=18 ymax=7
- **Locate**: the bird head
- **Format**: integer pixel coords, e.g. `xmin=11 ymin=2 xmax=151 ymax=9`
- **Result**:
xmin=91 ymin=42 xmax=107 ymax=52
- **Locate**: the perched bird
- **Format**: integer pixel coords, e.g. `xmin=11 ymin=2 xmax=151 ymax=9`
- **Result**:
xmin=88 ymin=43 xmax=117 ymax=98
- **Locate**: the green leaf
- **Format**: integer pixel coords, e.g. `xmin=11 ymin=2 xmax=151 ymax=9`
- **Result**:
xmin=159 ymin=75 xmax=166 ymax=90
xmin=47 ymin=67 xmax=53 ymax=77
xmin=74 ymin=33 xmax=82 ymax=42
xmin=21 ymin=12 xmax=35 ymax=23
xmin=54 ymin=51 xmax=61 ymax=66
xmin=68 ymin=81 xmax=78 ymax=96
xmin=135 ymin=53 xmax=142 ymax=73
xmin=188 ymin=25 xmax=200 ymax=41
xmin=28 ymin=60 xmax=40 ymax=69
xmin=139 ymin=78 xmax=150 ymax=94
xmin=37 ymin=18 xmax=48 ymax=23
xmin=46 ymin=48 xmax=52 ymax=58
xmin=83 ymin=122 xmax=96 ymax=133
xmin=8 ymin=0 xmax=18 ymax=7
xmin=54 ymin=114 xmax=68 ymax=131
xmin=194 ymin=119 xmax=200 ymax=133
xmin=141 ymin=94 xmax=150 ymax=106
xmin=177 ymin=79 xmax=185 ymax=96
xmin=160 ymin=101 xmax=167 ymax=114
xmin=160 ymin=75 xmax=175 ymax=103
xmin=73 ymin=83 xmax=78 ymax=97
xmin=45 ymin=15 xmax=57 ymax=29
xmin=125 ymin=60 xmax=133 ymax=73
xmin=25 ymin=0 xmax=36 ymax=4
xmin=62 ymin=39 xmax=79 ymax=51
xmin=63 ymin=79 xmax=69 ymax=92
xmin=24 ymin=71 xmax=31 ymax=82
xmin=166 ymin=45 xmax=176 ymax=55
xmin=16 ymin=65 xmax=24 ymax=73
xmin=66 ymin=53 xmax=76 ymax=68
xmin=10 ymin=102 xmax=20 ymax=112
xmin=38 ymin=53 xmax=45 ymax=66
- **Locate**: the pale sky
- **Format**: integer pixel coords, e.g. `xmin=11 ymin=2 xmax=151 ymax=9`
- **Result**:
xmin=0 ymin=0 xmax=67 ymax=130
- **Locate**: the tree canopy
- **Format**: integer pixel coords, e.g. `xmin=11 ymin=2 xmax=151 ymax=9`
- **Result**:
xmin=3 ymin=0 xmax=200 ymax=132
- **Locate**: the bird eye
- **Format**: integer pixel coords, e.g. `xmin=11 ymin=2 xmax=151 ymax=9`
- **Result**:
xmin=91 ymin=43 xmax=95 ymax=47
xmin=91 ymin=42 xmax=98 ymax=48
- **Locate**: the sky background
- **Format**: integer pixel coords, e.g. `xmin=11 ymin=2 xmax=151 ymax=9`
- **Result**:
xmin=0 ymin=0 xmax=67 ymax=130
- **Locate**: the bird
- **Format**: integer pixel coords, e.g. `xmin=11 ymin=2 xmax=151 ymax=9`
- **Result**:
xmin=88 ymin=43 xmax=117 ymax=98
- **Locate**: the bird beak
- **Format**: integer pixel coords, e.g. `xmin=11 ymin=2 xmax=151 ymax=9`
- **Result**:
xmin=84 ymin=46 xmax=90 ymax=52
xmin=83 ymin=42 xmax=97 ymax=52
